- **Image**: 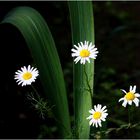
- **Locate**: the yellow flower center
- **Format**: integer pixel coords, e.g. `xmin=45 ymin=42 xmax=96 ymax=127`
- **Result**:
xmin=22 ymin=72 xmax=32 ymax=80
xmin=125 ymin=92 xmax=135 ymax=100
xmin=93 ymin=112 xmax=102 ymax=120
xmin=80 ymin=49 xmax=90 ymax=57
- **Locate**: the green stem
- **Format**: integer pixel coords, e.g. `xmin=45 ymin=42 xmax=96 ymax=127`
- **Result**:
xmin=29 ymin=85 xmax=72 ymax=138
xmin=128 ymin=106 xmax=131 ymax=125
xmin=84 ymin=65 xmax=93 ymax=102
xmin=31 ymin=85 xmax=40 ymax=99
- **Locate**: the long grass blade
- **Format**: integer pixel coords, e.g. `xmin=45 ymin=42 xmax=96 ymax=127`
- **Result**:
xmin=2 ymin=6 xmax=71 ymax=138
xmin=68 ymin=1 xmax=95 ymax=138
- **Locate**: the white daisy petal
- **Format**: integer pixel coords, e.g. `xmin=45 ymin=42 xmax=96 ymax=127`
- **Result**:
xmin=80 ymin=58 xmax=84 ymax=64
xmin=119 ymin=98 xmax=124 ymax=102
xmin=132 ymin=85 xmax=136 ymax=93
xmin=88 ymin=42 xmax=93 ymax=49
xmin=133 ymin=98 xmax=139 ymax=107
xmin=28 ymin=65 xmax=31 ymax=71
xmin=135 ymin=93 xmax=140 ymax=97
xmin=122 ymin=100 xmax=127 ymax=107
xmin=94 ymin=105 xmax=97 ymax=111
xmin=101 ymin=118 xmax=105 ymax=121
xmin=103 ymin=113 xmax=108 ymax=117
xmin=92 ymin=122 xmax=95 ymax=127
xmin=121 ymin=89 xmax=127 ymax=94
xmin=89 ymin=119 xmax=94 ymax=126
xmin=73 ymin=45 xmax=79 ymax=49
xmin=98 ymin=104 xmax=102 ymax=110
xmin=90 ymin=47 xmax=97 ymax=52
xmin=30 ymin=67 xmax=34 ymax=72
xmin=71 ymin=48 xmax=78 ymax=53
xmin=89 ymin=109 xmax=94 ymax=114
xmin=91 ymin=50 xmax=98 ymax=54
xmin=71 ymin=41 xmax=98 ymax=65
xmin=102 ymin=109 xmax=107 ymax=113
xmin=87 ymin=115 xmax=93 ymax=120
xmin=88 ymin=46 xmax=95 ymax=52
xmin=14 ymin=65 xmax=39 ymax=86
xmin=89 ymin=54 xmax=98 ymax=59
xmin=74 ymin=56 xmax=81 ymax=64
xmin=86 ymin=58 xmax=90 ymax=63
xmin=97 ymin=104 xmax=100 ymax=109
xmin=98 ymin=121 xmax=102 ymax=127
xmin=72 ymin=53 xmax=78 ymax=57
xmin=83 ymin=59 xmax=86 ymax=65
xmin=95 ymin=122 xmax=98 ymax=127
xmin=129 ymin=86 xmax=132 ymax=92
xmin=101 ymin=106 xmax=106 ymax=112
xmin=128 ymin=100 xmax=132 ymax=105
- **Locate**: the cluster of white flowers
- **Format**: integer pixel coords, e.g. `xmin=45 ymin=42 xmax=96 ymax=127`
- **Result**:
xmin=71 ymin=41 xmax=140 ymax=128
xmin=71 ymin=41 xmax=108 ymax=127
xmin=14 ymin=41 xmax=140 ymax=129
xmin=86 ymin=85 xmax=140 ymax=128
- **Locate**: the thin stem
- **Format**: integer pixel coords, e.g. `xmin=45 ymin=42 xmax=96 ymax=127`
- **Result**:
xmin=31 ymin=84 xmax=40 ymax=100
xmin=128 ymin=106 xmax=131 ymax=125
xmin=30 ymin=85 xmax=72 ymax=138
xmin=83 ymin=65 xmax=93 ymax=99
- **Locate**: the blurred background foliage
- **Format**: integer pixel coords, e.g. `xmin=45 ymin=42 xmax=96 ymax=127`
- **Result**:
xmin=0 ymin=1 xmax=140 ymax=139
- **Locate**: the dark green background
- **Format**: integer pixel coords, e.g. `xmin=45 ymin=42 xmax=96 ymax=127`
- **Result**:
xmin=0 ymin=1 xmax=140 ymax=139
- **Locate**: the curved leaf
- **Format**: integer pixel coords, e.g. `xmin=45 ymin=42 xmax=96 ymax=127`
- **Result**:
xmin=2 ymin=6 xmax=71 ymax=138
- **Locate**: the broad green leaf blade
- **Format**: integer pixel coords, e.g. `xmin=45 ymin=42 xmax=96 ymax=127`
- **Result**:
xmin=68 ymin=1 xmax=94 ymax=138
xmin=2 ymin=7 xmax=71 ymax=138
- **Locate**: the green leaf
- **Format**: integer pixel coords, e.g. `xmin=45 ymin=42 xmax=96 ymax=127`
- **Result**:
xmin=2 ymin=6 xmax=71 ymax=138
xmin=68 ymin=1 xmax=95 ymax=139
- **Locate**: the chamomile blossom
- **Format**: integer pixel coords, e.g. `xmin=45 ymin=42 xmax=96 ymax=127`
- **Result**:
xmin=71 ymin=41 xmax=98 ymax=64
xmin=87 ymin=104 xmax=108 ymax=127
xmin=14 ymin=65 xmax=39 ymax=86
xmin=119 ymin=85 xmax=140 ymax=107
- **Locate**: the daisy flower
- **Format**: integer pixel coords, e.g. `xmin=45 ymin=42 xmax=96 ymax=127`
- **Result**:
xmin=14 ymin=65 xmax=39 ymax=86
xmin=87 ymin=104 xmax=108 ymax=127
xmin=71 ymin=41 xmax=99 ymax=64
xmin=119 ymin=85 xmax=140 ymax=107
